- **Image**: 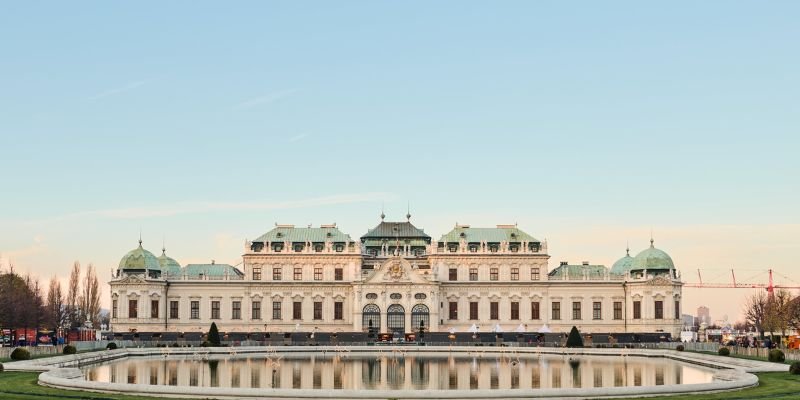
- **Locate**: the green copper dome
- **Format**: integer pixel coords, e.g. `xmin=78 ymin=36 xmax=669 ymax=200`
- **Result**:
xmin=610 ymin=250 xmax=635 ymax=275
xmin=630 ymin=240 xmax=674 ymax=271
xmin=157 ymin=248 xmax=182 ymax=276
xmin=118 ymin=240 xmax=161 ymax=271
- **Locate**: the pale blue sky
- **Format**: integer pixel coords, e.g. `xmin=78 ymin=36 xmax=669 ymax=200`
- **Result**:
xmin=1 ymin=1 xmax=798 ymax=320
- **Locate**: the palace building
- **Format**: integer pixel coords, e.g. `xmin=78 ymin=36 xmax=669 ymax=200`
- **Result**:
xmin=110 ymin=216 xmax=683 ymax=337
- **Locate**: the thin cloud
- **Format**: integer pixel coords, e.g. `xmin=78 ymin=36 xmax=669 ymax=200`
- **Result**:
xmin=288 ymin=133 xmax=308 ymax=142
xmin=33 ymin=192 xmax=392 ymax=222
xmin=88 ymin=80 xmax=148 ymax=100
xmin=233 ymin=88 xmax=299 ymax=110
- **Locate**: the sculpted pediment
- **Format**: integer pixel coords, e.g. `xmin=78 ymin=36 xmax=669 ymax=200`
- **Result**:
xmin=364 ymin=257 xmax=432 ymax=285
xmin=115 ymin=275 xmax=148 ymax=285
xmin=646 ymin=276 xmax=673 ymax=287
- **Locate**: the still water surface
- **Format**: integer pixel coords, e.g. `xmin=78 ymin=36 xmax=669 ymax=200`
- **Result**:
xmin=83 ymin=352 xmax=716 ymax=390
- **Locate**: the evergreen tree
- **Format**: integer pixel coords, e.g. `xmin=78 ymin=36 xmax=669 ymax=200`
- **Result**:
xmin=208 ymin=322 xmax=221 ymax=346
xmin=566 ymin=326 xmax=584 ymax=348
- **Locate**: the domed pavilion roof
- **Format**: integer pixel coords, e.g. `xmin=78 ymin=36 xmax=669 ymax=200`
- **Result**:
xmin=118 ymin=240 xmax=161 ymax=271
xmin=157 ymin=247 xmax=182 ymax=276
xmin=610 ymin=247 xmax=635 ymax=275
xmin=630 ymin=239 xmax=675 ymax=271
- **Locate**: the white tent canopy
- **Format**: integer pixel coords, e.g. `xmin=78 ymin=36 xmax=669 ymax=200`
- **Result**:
xmin=493 ymin=323 xmax=503 ymax=333
xmin=468 ymin=323 xmax=479 ymax=333
xmin=537 ymin=324 xmax=552 ymax=333
xmin=515 ymin=323 xmax=526 ymax=333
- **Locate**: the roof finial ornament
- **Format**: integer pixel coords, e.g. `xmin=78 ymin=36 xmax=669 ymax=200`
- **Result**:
xmin=380 ymin=202 xmax=385 ymax=221
xmin=650 ymin=229 xmax=654 ymax=248
xmin=406 ymin=201 xmax=411 ymax=221
xmin=138 ymin=229 xmax=142 ymax=246
xmin=162 ymin=235 xmax=166 ymax=255
xmin=626 ymin=241 xmax=630 ymax=256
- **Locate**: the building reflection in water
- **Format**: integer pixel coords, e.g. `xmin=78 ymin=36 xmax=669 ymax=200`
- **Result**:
xmin=85 ymin=353 xmax=716 ymax=390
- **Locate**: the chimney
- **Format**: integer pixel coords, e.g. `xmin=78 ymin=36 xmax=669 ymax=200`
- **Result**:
xmin=560 ymin=261 xmax=568 ymax=266
xmin=582 ymin=261 xmax=589 ymax=265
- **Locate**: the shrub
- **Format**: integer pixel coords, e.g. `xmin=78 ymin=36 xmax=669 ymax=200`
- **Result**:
xmin=718 ymin=347 xmax=730 ymax=356
xmin=769 ymin=349 xmax=785 ymax=363
xmin=790 ymin=361 xmax=800 ymax=375
xmin=63 ymin=345 xmax=77 ymax=355
xmin=201 ymin=341 xmax=211 ymax=347
xmin=208 ymin=322 xmax=221 ymax=347
xmin=10 ymin=348 xmax=31 ymax=361
xmin=0 ymin=362 xmax=4 ymax=372
xmin=566 ymin=326 xmax=584 ymax=348
xmin=106 ymin=342 xmax=118 ymax=350
xmin=676 ymin=344 xmax=685 ymax=352
xmin=171 ymin=343 xmax=179 ymax=347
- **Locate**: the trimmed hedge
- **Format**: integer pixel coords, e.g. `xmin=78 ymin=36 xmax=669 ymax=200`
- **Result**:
xmin=566 ymin=326 xmax=584 ymax=348
xmin=106 ymin=342 xmax=118 ymax=350
xmin=676 ymin=344 xmax=684 ymax=351
xmin=10 ymin=348 xmax=31 ymax=361
xmin=718 ymin=347 xmax=730 ymax=356
xmin=62 ymin=345 xmax=77 ymax=355
xmin=790 ymin=361 xmax=800 ymax=375
xmin=769 ymin=349 xmax=785 ymax=363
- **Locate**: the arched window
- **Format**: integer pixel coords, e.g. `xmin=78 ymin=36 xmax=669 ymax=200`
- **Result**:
xmin=414 ymin=293 xmax=427 ymax=300
xmin=366 ymin=293 xmax=378 ymax=300
xmin=411 ymin=304 xmax=430 ymax=332
xmin=387 ymin=304 xmax=405 ymax=333
xmin=390 ymin=293 xmax=402 ymax=300
xmin=362 ymin=304 xmax=381 ymax=333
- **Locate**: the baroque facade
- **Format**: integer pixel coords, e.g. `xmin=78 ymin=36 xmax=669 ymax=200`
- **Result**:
xmin=110 ymin=217 xmax=683 ymax=337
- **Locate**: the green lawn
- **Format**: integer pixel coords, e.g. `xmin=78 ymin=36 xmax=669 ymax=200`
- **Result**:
xmin=0 ymin=370 xmax=798 ymax=400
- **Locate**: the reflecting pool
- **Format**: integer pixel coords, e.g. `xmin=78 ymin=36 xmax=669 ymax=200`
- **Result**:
xmin=82 ymin=352 xmax=716 ymax=390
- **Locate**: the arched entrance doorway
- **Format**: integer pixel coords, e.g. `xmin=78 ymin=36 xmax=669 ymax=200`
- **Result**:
xmin=387 ymin=304 xmax=405 ymax=334
xmin=362 ymin=304 xmax=381 ymax=333
xmin=411 ymin=304 xmax=430 ymax=332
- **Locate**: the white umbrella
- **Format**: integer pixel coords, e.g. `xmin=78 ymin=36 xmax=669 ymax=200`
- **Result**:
xmin=469 ymin=323 xmax=479 ymax=333
xmin=515 ymin=323 xmax=525 ymax=333
xmin=494 ymin=324 xmax=503 ymax=333
xmin=449 ymin=327 xmax=456 ymax=334
xmin=537 ymin=324 xmax=552 ymax=333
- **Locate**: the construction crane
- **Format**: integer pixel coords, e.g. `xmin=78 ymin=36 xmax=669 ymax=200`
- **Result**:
xmin=683 ymin=269 xmax=800 ymax=295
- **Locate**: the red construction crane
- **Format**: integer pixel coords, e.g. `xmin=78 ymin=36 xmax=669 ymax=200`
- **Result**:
xmin=683 ymin=269 xmax=800 ymax=295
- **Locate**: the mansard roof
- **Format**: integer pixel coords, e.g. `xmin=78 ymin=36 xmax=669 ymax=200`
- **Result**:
xmin=439 ymin=225 xmax=539 ymax=243
xmin=548 ymin=263 xmax=608 ymax=279
xmin=360 ymin=221 xmax=431 ymax=241
xmin=183 ymin=263 xmax=243 ymax=277
xmin=253 ymin=225 xmax=353 ymax=243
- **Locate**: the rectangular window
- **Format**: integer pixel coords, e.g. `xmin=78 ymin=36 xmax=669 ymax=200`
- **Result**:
xmin=190 ymin=301 xmax=199 ymax=319
xmin=633 ymin=301 xmax=641 ymax=319
xmin=314 ymin=267 xmax=322 ymax=281
xmin=335 ymin=268 xmax=343 ymax=281
xmin=252 ymin=267 xmax=261 ymax=281
xmin=449 ymin=302 xmax=458 ymax=320
xmin=469 ymin=302 xmax=478 ymax=320
xmin=313 ymin=301 xmax=322 ymax=320
xmin=572 ymin=302 xmax=582 ymax=320
xmin=334 ymin=301 xmax=343 ymax=320
xmin=449 ymin=268 xmax=458 ymax=281
xmin=272 ymin=301 xmax=282 ymax=320
xmin=490 ymin=268 xmax=499 ymax=281
xmin=252 ymin=301 xmax=261 ymax=320
xmin=469 ymin=268 xmax=478 ymax=281
xmin=531 ymin=267 xmax=540 ymax=281
xmin=593 ymin=302 xmax=602 ymax=320
xmin=511 ymin=268 xmax=519 ymax=281
xmin=273 ymin=267 xmax=282 ymax=280
xmin=552 ymin=302 xmax=561 ymax=320
xmin=510 ymin=301 xmax=519 ymax=320
xmin=613 ymin=301 xmax=622 ymax=320
xmin=294 ymin=268 xmax=302 ymax=281
xmin=232 ymin=301 xmax=241 ymax=319
xmin=655 ymin=300 xmax=664 ymax=319
xmin=211 ymin=301 xmax=220 ymax=319
xmin=129 ymin=300 xmax=138 ymax=319
xmin=151 ymin=300 xmax=159 ymax=319
xmin=169 ymin=301 xmax=178 ymax=319
xmin=112 ymin=300 xmax=118 ymax=318
xmin=675 ymin=300 xmax=680 ymax=320
xmin=293 ymin=301 xmax=302 ymax=320
xmin=531 ymin=301 xmax=540 ymax=320
xmin=490 ymin=302 xmax=499 ymax=320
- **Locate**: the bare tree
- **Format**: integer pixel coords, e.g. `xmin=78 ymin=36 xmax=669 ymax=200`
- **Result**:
xmin=46 ymin=277 xmax=67 ymax=330
xmin=80 ymin=264 xmax=101 ymax=329
xmin=67 ymin=261 xmax=81 ymax=328
xmin=743 ymin=290 xmax=769 ymax=338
